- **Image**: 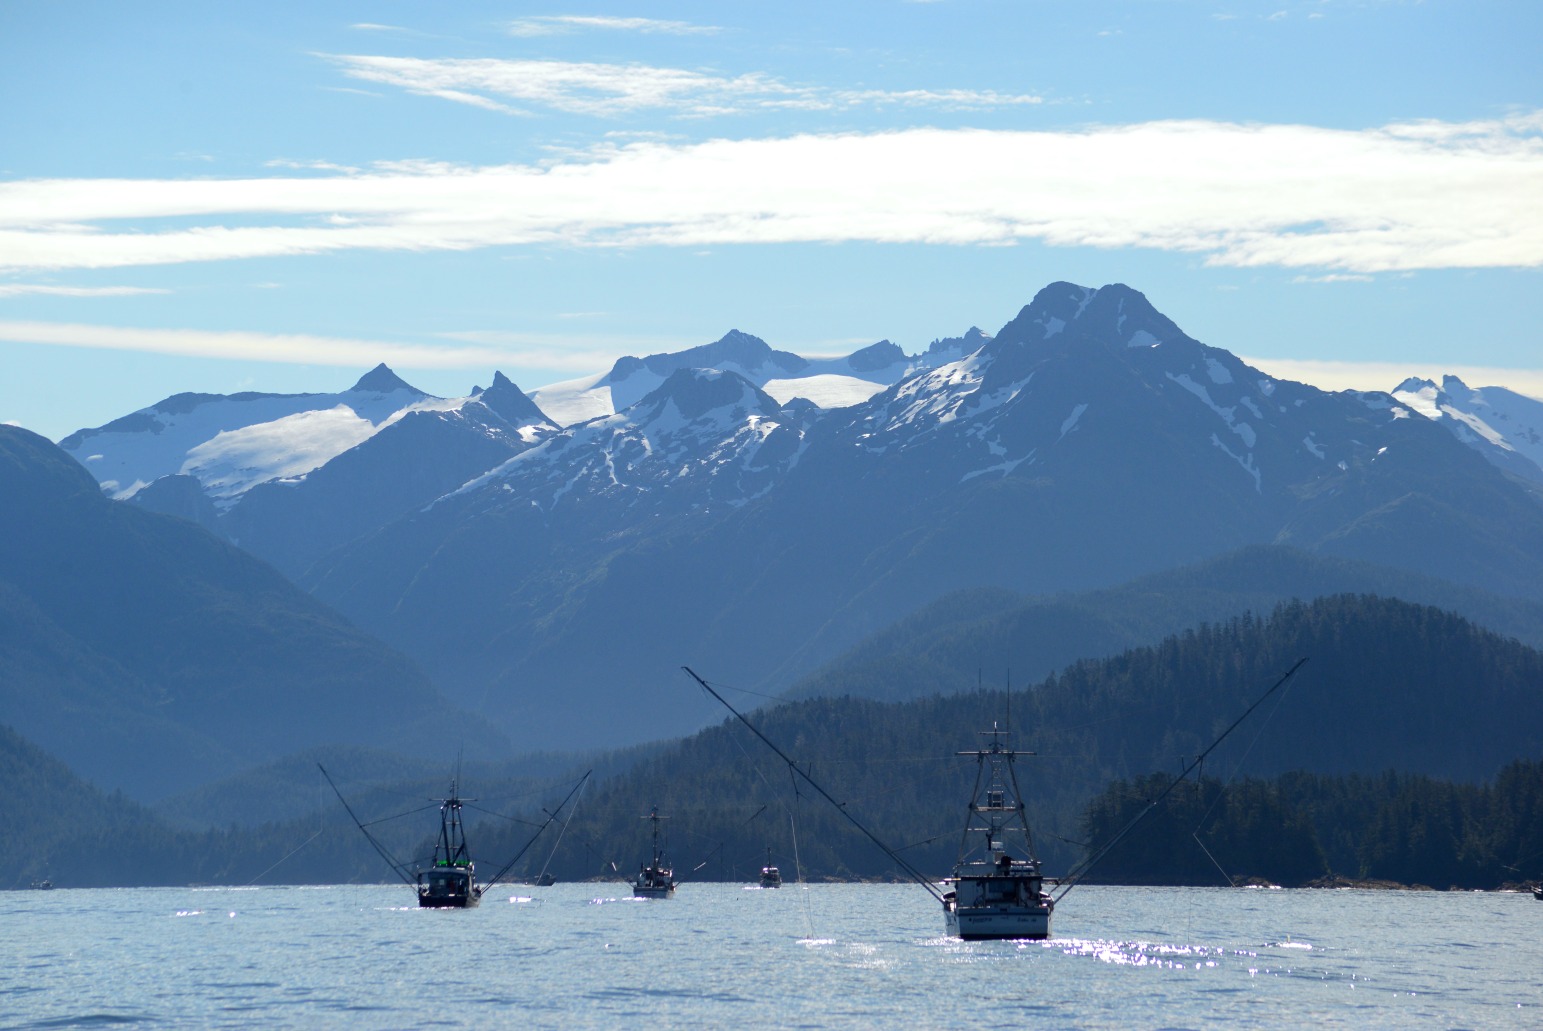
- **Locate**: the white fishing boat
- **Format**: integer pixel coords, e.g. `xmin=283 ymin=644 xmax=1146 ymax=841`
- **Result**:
xmin=941 ymin=723 xmax=1054 ymax=940
xmin=633 ymin=807 xmax=677 ymax=898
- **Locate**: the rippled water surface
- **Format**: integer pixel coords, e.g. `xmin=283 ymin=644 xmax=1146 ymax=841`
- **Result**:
xmin=2 ymin=883 xmax=1538 ymax=1028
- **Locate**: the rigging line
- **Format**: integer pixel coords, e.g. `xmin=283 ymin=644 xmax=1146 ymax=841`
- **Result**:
xmin=462 ymin=801 xmax=543 ymax=827
xmin=790 ymin=794 xmax=816 ymax=940
xmin=683 ymin=666 xmax=945 ymax=903
xmin=535 ymin=774 xmax=589 ymax=885
xmin=358 ymin=802 xmax=443 ymax=828
xmin=1190 ymin=671 xmax=1302 ymax=850
xmin=1192 ymin=831 xmax=1236 ymax=888
xmin=244 ymin=828 xmax=325 ymax=887
xmin=1052 ymin=657 xmax=1309 ymax=904
xmin=317 ymin=764 xmax=415 ymax=887
xmin=481 ymin=771 xmax=593 ymax=894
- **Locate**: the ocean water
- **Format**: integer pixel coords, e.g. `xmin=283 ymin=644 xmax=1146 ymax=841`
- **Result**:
xmin=2 ymin=882 xmax=1538 ymax=1029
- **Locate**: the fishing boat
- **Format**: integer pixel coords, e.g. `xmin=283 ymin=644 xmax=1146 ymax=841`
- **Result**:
xmin=759 ymin=846 xmax=782 ymax=888
xmin=941 ymin=723 xmax=1053 ymax=939
xmin=417 ymin=783 xmax=481 ymax=908
xmin=320 ymin=764 xmax=591 ymax=909
xmin=633 ymin=807 xmax=676 ymax=898
xmin=681 ymin=661 xmax=1306 ymax=942
xmin=1532 ymin=884 xmax=1542 ymax=901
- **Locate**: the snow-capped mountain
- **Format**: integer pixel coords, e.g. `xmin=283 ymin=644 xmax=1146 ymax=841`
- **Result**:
xmin=60 ymin=365 xmax=560 ymax=576
xmin=529 ymin=328 xmax=983 ymax=426
xmin=457 ymin=367 xmax=804 ymax=517
xmin=1392 ymin=375 xmax=1543 ymax=486
xmin=61 ymin=364 xmax=430 ymax=501
xmin=298 ymin=282 xmax=1543 ymax=753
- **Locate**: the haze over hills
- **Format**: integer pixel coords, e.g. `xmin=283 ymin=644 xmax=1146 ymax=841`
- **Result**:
xmin=782 ymin=544 xmax=1543 ymax=704
xmin=0 ymin=425 xmax=507 ymax=800
xmin=44 ymin=281 xmax=1543 ymax=757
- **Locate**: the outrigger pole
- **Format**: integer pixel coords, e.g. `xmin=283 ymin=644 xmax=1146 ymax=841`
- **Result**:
xmin=1052 ymin=656 xmax=1309 ymax=903
xmin=480 ymin=770 xmax=593 ymax=892
xmin=682 ymin=666 xmax=945 ymax=902
xmin=318 ymin=763 xmax=416 ymax=887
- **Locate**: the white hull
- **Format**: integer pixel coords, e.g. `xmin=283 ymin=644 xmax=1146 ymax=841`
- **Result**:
xmin=944 ymin=903 xmax=1051 ymax=940
xmin=633 ymin=883 xmax=674 ymax=898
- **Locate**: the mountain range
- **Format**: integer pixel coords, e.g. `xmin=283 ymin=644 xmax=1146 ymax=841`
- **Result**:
xmin=47 ymin=281 xmax=1543 ymax=754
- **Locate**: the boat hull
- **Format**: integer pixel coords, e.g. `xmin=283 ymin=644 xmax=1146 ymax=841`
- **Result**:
xmin=633 ymin=884 xmax=675 ymax=898
xmin=944 ymin=904 xmax=1051 ymax=940
xmin=418 ymin=891 xmax=481 ymax=909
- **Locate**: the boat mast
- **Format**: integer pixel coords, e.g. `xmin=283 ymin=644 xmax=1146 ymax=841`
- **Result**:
xmin=434 ymin=780 xmax=473 ymax=867
xmin=956 ymin=722 xmax=1039 ymax=867
xmin=643 ymin=806 xmax=668 ymax=870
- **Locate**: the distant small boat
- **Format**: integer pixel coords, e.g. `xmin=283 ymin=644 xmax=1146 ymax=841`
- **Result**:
xmin=633 ymin=807 xmax=676 ymax=898
xmin=1532 ymin=884 xmax=1542 ymax=901
xmin=30 ymin=879 xmax=53 ymax=891
xmin=759 ymin=846 xmax=782 ymax=888
xmin=941 ymin=723 xmax=1054 ymax=940
xmin=535 ymin=873 xmax=556 ymax=887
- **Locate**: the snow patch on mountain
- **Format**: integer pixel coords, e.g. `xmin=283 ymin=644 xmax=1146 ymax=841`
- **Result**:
xmin=1211 ymin=434 xmax=1263 ymax=492
xmin=63 ymin=383 xmax=426 ymax=500
xmin=762 ymin=374 xmax=886 ymax=409
xmin=182 ymin=406 xmax=379 ymax=499
xmin=1391 ymin=375 xmax=1543 ymax=484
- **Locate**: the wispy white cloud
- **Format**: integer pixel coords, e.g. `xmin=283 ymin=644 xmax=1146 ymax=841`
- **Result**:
xmin=1 ymin=114 xmax=1540 ymax=275
xmin=0 ymin=318 xmax=661 ymax=374
xmin=507 ymin=15 xmax=720 ymax=37
xmin=0 ymin=284 xmax=171 ymax=298
xmin=322 ymin=54 xmax=1043 ymax=117
xmin=0 ymin=319 xmax=518 ymax=369
xmin=1242 ymin=356 xmax=1543 ymax=402
xmin=266 ymin=158 xmax=363 ymax=174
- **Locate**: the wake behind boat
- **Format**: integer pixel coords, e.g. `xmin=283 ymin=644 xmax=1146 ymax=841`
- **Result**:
xmin=633 ymin=807 xmax=677 ymax=898
xmin=941 ymin=723 xmax=1053 ymax=940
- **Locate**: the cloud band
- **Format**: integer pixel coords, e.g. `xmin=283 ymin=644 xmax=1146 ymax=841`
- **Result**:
xmin=1 ymin=115 xmax=1540 ymax=275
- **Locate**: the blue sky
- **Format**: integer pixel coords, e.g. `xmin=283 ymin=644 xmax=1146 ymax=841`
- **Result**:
xmin=2 ymin=1 xmax=1540 ymax=440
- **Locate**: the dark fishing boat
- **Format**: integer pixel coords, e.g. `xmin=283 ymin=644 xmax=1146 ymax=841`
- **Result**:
xmin=759 ymin=846 xmax=783 ymax=889
xmin=320 ymin=764 xmax=590 ymax=909
xmin=941 ymin=723 xmax=1053 ymax=940
xmin=1532 ymin=884 xmax=1542 ymax=901
xmin=633 ymin=807 xmax=676 ymax=898
xmin=418 ymin=783 xmax=481 ymax=908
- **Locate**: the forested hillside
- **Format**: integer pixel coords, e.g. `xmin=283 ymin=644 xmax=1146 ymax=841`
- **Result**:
xmin=12 ymin=593 xmax=1541 ymax=889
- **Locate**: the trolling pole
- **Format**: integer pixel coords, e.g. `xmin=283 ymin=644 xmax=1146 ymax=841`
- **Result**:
xmin=481 ymin=771 xmax=593 ymax=892
xmin=683 ymin=666 xmax=944 ymax=902
xmin=1053 ymin=657 xmax=1309 ymax=902
xmin=533 ymin=772 xmax=591 ymax=886
xmin=318 ymin=763 xmax=415 ymax=887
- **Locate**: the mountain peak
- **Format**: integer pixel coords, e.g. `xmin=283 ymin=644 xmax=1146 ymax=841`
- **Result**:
xmin=350 ymin=363 xmax=420 ymax=395
xmin=608 ymin=330 xmax=807 ymax=384
xmin=1395 ymin=376 xmax=1440 ymax=394
xmin=640 ymin=367 xmax=782 ymax=422
xmin=1441 ymin=375 xmax=1477 ymax=402
xmin=993 ymin=281 xmax=1187 ymax=353
xmin=478 ymin=371 xmax=551 ymax=427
